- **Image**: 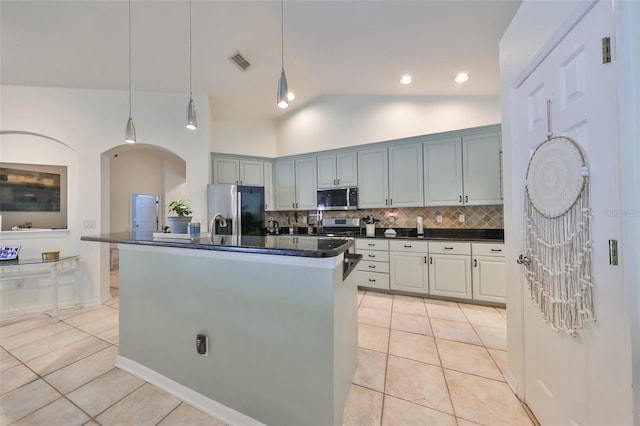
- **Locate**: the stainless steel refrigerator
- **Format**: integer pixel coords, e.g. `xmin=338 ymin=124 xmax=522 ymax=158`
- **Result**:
xmin=207 ymin=184 xmax=265 ymax=236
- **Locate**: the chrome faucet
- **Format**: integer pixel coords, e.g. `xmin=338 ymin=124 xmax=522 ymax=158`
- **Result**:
xmin=209 ymin=213 xmax=227 ymax=239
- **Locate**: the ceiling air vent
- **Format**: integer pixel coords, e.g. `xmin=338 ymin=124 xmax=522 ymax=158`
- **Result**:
xmin=229 ymin=52 xmax=251 ymax=71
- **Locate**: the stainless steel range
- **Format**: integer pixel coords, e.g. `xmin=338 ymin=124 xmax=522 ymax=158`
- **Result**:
xmin=317 ymin=218 xmax=361 ymax=237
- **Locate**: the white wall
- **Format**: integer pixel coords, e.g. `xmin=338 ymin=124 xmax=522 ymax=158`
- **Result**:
xmin=210 ymin=119 xmax=277 ymax=158
xmin=0 ymin=85 xmax=210 ymax=310
xmin=276 ymin=95 xmax=501 ymax=156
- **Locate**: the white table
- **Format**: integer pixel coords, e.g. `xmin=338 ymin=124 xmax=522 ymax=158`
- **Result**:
xmin=0 ymin=255 xmax=81 ymax=322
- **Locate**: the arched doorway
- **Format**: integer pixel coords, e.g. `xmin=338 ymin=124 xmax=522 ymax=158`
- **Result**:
xmin=101 ymin=144 xmax=186 ymax=295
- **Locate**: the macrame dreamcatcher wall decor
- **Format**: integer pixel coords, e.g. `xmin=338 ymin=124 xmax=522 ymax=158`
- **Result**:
xmin=521 ymin=100 xmax=595 ymax=335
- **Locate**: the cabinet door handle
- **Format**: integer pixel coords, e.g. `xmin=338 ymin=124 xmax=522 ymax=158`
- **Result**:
xmin=368 ymin=254 xmax=376 ymax=258
xmin=367 ymin=243 xmax=375 ymax=246
xmin=368 ymin=278 xmax=376 ymax=283
xmin=368 ymin=265 xmax=376 ymax=269
xmin=385 ymin=199 xmax=388 ymax=206
xmin=390 ymin=199 xmax=393 ymax=205
xmin=336 ymin=179 xmax=340 ymax=185
xmin=474 ymin=259 xmax=478 ymax=267
xmin=424 ymin=256 xmax=427 ymax=264
xmin=444 ymin=247 xmax=454 ymax=250
xmin=459 ymin=195 xmax=462 ymax=203
xmin=404 ymin=245 xmax=412 ymax=248
xmin=491 ymin=248 xmax=503 ymax=252
xmin=465 ymin=195 xmax=468 ymax=203
xmin=429 ymin=257 xmax=433 ymax=264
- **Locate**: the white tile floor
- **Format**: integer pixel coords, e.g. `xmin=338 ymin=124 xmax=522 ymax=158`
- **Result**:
xmin=0 ymin=277 xmax=538 ymax=425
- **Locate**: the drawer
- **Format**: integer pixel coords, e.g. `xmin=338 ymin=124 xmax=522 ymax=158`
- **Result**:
xmin=389 ymin=240 xmax=428 ymax=253
xmin=472 ymin=243 xmax=505 ymax=257
xmin=356 ymin=270 xmax=390 ymax=290
xmin=357 ymin=249 xmax=390 ymax=263
xmin=358 ymin=260 xmax=390 ymax=274
xmin=356 ymin=239 xmax=389 ymax=251
xmin=428 ymin=241 xmax=471 ymax=255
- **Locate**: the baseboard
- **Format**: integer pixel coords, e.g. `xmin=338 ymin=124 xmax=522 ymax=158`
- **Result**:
xmin=115 ymin=356 xmax=265 ymax=426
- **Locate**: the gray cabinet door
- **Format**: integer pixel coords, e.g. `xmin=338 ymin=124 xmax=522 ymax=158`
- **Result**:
xmin=388 ymin=143 xmax=423 ymax=207
xmin=275 ymin=160 xmax=296 ymax=210
xmin=335 ymin=151 xmax=358 ymax=187
xmin=316 ymin=154 xmax=337 ymax=189
xmin=463 ymin=132 xmax=502 ymax=205
xmin=295 ymin=157 xmax=317 ymax=210
xmin=213 ymin=158 xmax=240 ymax=185
xmin=357 ymin=148 xmax=388 ymax=208
xmin=424 ymin=137 xmax=463 ymax=206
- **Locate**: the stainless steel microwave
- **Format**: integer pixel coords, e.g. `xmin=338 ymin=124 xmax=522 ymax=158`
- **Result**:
xmin=317 ymin=187 xmax=358 ymax=211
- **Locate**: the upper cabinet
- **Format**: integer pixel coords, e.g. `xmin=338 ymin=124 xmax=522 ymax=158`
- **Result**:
xmin=211 ymin=154 xmax=273 ymax=211
xmin=274 ymin=157 xmax=317 ymax=210
xmin=317 ymin=151 xmax=358 ymax=189
xmin=212 ymin=157 xmax=264 ymax=186
xmin=463 ymin=132 xmax=502 ymax=205
xmin=424 ymin=129 xmax=502 ymax=206
xmin=357 ymin=143 xmax=423 ymax=208
xmin=424 ymin=137 xmax=464 ymax=206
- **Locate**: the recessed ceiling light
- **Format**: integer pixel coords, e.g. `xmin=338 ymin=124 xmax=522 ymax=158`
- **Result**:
xmin=454 ymin=72 xmax=470 ymax=83
xmin=400 ymin=75 xmax=412 ymax=85
xmin=287 ymin=92 xmax=295 ymax=101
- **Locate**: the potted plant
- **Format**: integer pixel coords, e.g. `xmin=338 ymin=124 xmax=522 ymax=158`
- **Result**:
xmin=167 ymin=199 xmax=192 ymax=233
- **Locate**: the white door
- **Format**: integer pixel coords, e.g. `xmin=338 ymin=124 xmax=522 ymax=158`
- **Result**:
xmin=428 ymin=254 xmax=471 ymax=299
xmin=132 ymin=194 xmax=159 ymax=232
xmin=514 ymin=2 xmax=630 ymax=424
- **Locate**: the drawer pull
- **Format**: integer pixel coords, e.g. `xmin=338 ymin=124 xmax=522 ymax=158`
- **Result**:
xmin=368 ymin=265 xmax=376 ymax=269
xmin=368 ymin=254 xmax=376 ymax=258
xmin=368 ymin=243 xmax=375 ymax=246
xmin=368 ymin=278 xmax=376 ymax=283
xmin=491 ymin=249 xmax=503 ymax=252
xmin=444 ymin=247 xmax=454 ymax=250
xmin=404 ymin=245 xmax=412 ymax=248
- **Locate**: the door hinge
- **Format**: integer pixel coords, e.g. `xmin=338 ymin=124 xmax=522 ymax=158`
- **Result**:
xmin=602 ymin=37 xmax=611 ymax=64
xmin=609 ymin=240 xmax=618 ymax=265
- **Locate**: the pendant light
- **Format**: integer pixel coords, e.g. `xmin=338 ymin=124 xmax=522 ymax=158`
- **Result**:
xmin=125 ymin=0 xmax=136 ymax=143
xmin=185 ymin=0 xmax=197 ymax=129
xmin=276 ymin=0 xmax=288 ymax=109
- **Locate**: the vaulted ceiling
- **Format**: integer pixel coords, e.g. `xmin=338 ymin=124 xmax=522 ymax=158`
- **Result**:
xmin=1 ymin=0 xmax=521 ymax=120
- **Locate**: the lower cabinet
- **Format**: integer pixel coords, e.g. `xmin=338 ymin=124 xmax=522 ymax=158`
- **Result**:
xmin=389 ymin=240 xmax=428 ymax=294
xmin=354 ymin=239 xmax=389 ymax=290
xmin=472 ymin=243 xmax=506 ymax=303
xmin=428 ymin=242 xmax=472 ymax=299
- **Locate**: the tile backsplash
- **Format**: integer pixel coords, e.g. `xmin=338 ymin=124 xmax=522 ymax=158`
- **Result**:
xmin=266 ymin=205 xmax=503 ymax=230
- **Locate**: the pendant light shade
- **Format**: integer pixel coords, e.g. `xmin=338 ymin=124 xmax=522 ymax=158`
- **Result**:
xmin=125 ymin=0 xmax=136 ymax=143
xmin=185 ymin=0 xmax=197 ymax=129
xmin=186 ymin=97 xmax=197 ymax=129
xmin=277 ymin=69 xmax=289 ymax=109
xmin=125 ymin=116 xmax=136 ymax=143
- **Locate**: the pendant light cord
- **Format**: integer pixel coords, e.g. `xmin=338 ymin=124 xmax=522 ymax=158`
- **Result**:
xmin=280 ymin=0 xmax=284 ymax=71
xmin=128 ymin=0 xmax=132 ymax=117
xmin=189 ymin=0 xmax=193 ymax=98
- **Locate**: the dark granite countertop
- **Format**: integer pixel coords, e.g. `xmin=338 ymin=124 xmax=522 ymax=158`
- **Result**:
xmin=81 ymin=232 xmax=354 ymax=258
xmin=356 ymin=228 xmax=504 ymax=242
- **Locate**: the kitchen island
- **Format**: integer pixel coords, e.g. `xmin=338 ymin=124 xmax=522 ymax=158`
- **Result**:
xmin=81 ymin=232 xmax=359 ymax=426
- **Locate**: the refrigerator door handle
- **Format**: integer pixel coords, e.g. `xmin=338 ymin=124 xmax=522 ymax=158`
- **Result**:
xmin=236 ymin=191 xmax=242 ymax=236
